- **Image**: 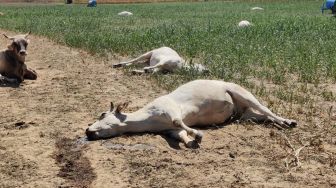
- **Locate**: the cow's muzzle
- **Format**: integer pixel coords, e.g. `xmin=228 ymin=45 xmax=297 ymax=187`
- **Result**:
xmin=19 ymin=51 xmax=27 ymax=56
xmin=85 ymin=128 xmax=99 ymax=141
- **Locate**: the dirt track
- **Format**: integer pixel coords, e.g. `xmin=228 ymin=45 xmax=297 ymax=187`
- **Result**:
xmin=0 ymin=30 xmax=335 ymax=188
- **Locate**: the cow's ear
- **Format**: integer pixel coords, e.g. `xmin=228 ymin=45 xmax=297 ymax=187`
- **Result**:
xmin=7 ymin=43 xmax=14 ymax=51
xmin=24 ymin=31 xmax=31 ymax=39
xmin=3 ymin=34 xmax=14 ymax=40
xmin=115 ymin=102 xmax=129 ymax=114
xmin=110 ymin=102 xmax=114 ymax=112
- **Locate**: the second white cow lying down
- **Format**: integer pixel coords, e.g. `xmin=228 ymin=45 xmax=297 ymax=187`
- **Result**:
xmin=86 ymin=80 xmax=296 ymax=148
xmin=112 ymin=47 xmax=207 ymax=74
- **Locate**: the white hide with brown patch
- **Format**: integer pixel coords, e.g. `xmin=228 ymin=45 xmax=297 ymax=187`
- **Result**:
xmin=86 ymin=80 xmax=297 ymax=148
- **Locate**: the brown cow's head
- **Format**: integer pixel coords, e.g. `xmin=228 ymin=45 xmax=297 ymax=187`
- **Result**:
xmin=3 ymin=32 xmax=30 ymax=62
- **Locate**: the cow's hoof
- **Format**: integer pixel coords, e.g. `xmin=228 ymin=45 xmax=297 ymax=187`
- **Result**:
xmin=144 ymin=67 xmax=153 ymax=73
xmin=186 ymin=140 xmax=199 ymax=149
xmin=112 ymin=64 xmax=122 ymax=68
xmin=285 ymin=119 xmax=297 ymax=128
xmin=131 ymin=70 xmax=144 ymax=75
xmin=195 ymin=131 xmax=203 ymax=143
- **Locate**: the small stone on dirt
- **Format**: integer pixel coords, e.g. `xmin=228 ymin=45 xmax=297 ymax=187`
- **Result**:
xmin=14 ymin=121 xmax=29 ymax=129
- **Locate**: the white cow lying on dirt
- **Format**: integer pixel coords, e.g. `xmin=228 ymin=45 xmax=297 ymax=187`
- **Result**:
xmin=112 ymin=47 xmax=207 ymax=74
xmin=86 ymin=80 xmax=296 ymax=148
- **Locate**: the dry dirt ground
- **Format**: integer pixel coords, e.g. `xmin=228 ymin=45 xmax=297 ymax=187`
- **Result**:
xmin=0 ymin=30 xmax=335 ymax=188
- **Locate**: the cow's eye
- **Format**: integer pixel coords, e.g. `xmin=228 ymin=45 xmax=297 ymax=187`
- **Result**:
xmin=12 ymin=42 xmax=19 ymax=48
xmin=99 ymin=113 xmax=106 ymax=120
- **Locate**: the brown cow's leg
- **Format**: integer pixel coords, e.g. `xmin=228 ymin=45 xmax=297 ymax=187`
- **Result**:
xmin=0 ymin=74 xmax=18 ymax=84
xmin=23 ymin=68 xmax=37 ymax=80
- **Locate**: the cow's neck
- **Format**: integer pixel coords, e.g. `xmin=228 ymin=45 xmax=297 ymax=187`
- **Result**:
xmin=5 ymin=50 xmax=25 ymax=64
xmin=119 ymin=110 xmax=170 ymax=133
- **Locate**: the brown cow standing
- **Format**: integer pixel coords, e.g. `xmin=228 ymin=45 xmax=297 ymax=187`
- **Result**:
xmin=0 ymin=32 xmax=37 ymax=84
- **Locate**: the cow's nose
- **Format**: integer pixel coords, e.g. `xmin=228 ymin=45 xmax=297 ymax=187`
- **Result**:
xmin=19 ymin=51 xmax=26 ymax=55
xmin=86 ymin=128 xmax=97 ymax=141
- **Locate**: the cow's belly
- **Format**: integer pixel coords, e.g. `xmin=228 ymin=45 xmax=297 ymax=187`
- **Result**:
xmin=149 ymin=57 xmax=160 ymax=66
xmin=182 ymin=100 xmax=234 ymax=126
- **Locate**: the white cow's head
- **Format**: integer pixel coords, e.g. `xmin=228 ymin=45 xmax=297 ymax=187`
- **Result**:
xmin=3 ymin=32 xmax=30 ymax=62
xmin=86 ymin=102 xmax=129 ymax=140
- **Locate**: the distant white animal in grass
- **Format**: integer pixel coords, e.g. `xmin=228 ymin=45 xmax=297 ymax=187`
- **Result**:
xmin=118 ymin=11 xmax=133 ymax=16
xmin=251 ymin=7 xmax=264 ymax=11
xmin=238 ymin=20 xmax=252 ymax=28
xmin=86 ymin=80 xmax=297 ymax=148
xmin=112 ymin=47 xmax=207 ymax=74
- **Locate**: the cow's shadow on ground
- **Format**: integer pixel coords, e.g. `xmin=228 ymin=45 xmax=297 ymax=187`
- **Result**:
xmin=83 ymin=123 xmax=237 ymax=150
xmin=0 ymin=82 xmax=20 ymax=88
xmin=81 ymin=119 xmax=284 ymax=150
xmin=159 ymin=134 xmax=183 ymax=150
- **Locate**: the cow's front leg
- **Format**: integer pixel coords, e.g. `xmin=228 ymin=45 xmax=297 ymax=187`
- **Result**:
xmin=24 ymin=68 xmax=37 ymax=80
xmin=168 ymin=129 xmax=199 ymax=148
xmin=112 ymin=62 xmax=132 ymax=68
xmin=164 ymin=100 xmax=203 ymax=143
xmin=172 ymin=119 xmax=203 ymax=143
xmin=143 ymin=61 xmax=165 ymax=73
xmin=131 ymin=69 xmax=145 ymax=75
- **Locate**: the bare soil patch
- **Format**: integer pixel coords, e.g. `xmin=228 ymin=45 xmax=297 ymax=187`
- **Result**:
xmin=0 ymin=30 xmax=335 ymax=188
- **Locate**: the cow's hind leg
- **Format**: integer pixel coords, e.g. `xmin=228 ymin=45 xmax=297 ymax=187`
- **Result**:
xmin=113 ymin=51 xmax=152 ymax=68
xmin=240 ymin=108 xmax=292 ymax=129
xmin=169 ymin=129 xmax=198 ymax=148
xmin=228 ymin=84 xmax=297 ymax=128
xmin=243 ymin=103 xmax=297 ymax=128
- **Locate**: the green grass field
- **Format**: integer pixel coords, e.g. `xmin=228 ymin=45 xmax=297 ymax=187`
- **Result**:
xmin=0 ymin=0 xmax=335 ymax=89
